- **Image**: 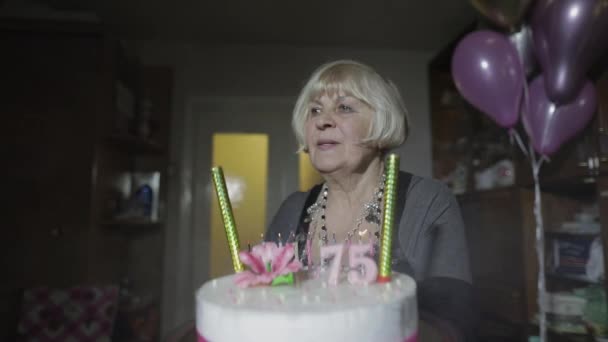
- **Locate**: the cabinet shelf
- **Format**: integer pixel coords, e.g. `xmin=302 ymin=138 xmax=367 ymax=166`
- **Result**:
xmin=455 ymin=185 xmax=518 ymax=199
xmin=528 ymin=322 xmax=591 ymax=341
xmin=102 ymin=218 xmax=162 ymax=226
xmin=102 ymin=218 xmax=163 ymax=236
xmin=546 ymin=272 xmax=602 ymax=285
xmin=105 ymin=135 xmax=165 ymax=155
xmin=545 ymin=230 xmax=600 ymax=238
xmin=536 ymin=177 xmax=597 ymax=198
xmin=451 ymin=172 xmax=598 ymax=199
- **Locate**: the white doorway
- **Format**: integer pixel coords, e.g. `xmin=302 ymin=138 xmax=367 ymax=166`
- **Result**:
xmin=162 ymin=96 xmax=299 ymax=332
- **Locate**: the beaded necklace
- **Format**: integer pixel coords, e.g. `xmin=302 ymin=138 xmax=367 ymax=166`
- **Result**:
xmin=304 ymin=173 xmax=386 ymax=253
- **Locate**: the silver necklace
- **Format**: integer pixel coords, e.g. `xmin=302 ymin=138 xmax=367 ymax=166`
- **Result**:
xmin=305 ymin=174 xmax=385 ymax=246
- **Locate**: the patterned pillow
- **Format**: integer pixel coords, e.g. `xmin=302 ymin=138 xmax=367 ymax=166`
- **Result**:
xmin=18 ymin=286 xmax=119 ymax=342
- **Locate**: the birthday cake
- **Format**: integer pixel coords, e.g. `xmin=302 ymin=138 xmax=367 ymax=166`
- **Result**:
xmin=195 ymin=271 xmax=418 ymax=342
xmin=201 ymin=156 xmax=416 ymax=341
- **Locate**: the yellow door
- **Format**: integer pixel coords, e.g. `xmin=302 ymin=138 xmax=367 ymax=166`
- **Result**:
xmin=210 ymin=133 xmax=269 ymax=278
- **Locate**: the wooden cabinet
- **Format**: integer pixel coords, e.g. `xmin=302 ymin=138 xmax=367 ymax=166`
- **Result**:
xmin=1 ymin=18 xmax=172 ymax=340
xmin=430 ymin=29 xmax=608 ymax=341
xmin=458 ymin=182 xmax=607 ymax=340
xmin=429 ymin=53 xmax=519 ymax=194
xmin=459 ymin=188 xmax=530 ymax=325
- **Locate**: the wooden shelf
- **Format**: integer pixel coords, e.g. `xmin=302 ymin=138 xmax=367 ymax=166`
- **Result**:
xmin=103 ymin=218 xmax=162 ymax=226
xmin=537 ymin=177 xmax=597 ymax=198
xmin=455 ymin=185 xmax=519 ymax=199
xmin=105 ymin=135 xmax=165 ymax=155
xmin=546 ymin=272 xmax=602 ymax=285
xmin=102 ymin=219 xmax=163 ymax=236
xmin=545 ymin=230 xmax=600 ymax=238
xmin=451 ymin=174 xmax=598 ymax=200
xmin=528 ymin=322 xmax=591 ymax=342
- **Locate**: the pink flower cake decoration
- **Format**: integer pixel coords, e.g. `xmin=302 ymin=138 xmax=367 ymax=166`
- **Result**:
xmin=234 ymin=242 xmax=302 ymax=288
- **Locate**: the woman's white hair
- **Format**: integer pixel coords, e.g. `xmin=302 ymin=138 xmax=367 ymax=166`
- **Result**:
xmin=292 ymin=60 xmax=410 ymax=152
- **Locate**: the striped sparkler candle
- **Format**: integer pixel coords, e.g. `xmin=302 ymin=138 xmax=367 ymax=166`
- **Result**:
xmin=377 ymin=154 xmax=399 ymax=283
xmin=211 ymin=166 xmax=244 ymax=273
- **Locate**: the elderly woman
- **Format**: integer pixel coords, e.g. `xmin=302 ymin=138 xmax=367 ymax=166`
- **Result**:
xmin=267 ymin=60 xmax=477 ymax=340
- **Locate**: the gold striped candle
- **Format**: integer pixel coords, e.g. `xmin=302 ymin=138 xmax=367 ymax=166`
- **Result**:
xmin=211 ymin=166 xmax=244 ymax=273
xmin=377 ymin=154 xmax=399 ymax=283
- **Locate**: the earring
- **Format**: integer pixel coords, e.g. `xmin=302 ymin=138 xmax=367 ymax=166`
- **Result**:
xmin=303 ymin=146 xmax=309 ymax=153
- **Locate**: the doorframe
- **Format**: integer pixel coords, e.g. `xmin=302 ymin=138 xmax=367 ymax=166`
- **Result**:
xmin=162 ymin=95 xmax=296 ymax=335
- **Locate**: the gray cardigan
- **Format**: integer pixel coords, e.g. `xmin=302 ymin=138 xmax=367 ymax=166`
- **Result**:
xmin=267 ymin=172 xmax=477 ymax=340
xmin=266 ymin=172 xmax=472 ymax=284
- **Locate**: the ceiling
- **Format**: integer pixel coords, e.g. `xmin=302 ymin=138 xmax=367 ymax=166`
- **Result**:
xmin=15 ymin=0 xmax=479 ymax=51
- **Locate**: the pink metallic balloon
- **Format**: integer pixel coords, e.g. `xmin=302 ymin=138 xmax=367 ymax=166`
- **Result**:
xmin=532 ymin=0 xmax=608 ymax=103
xmin=523 ymin=75 xmax=597 ymax=156
xmin=452 ymin=30 xmax=525 ymax=128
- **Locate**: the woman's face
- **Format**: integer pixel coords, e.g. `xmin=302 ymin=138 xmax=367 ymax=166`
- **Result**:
xmin=304 ymin=93 xmax=378 ymax=176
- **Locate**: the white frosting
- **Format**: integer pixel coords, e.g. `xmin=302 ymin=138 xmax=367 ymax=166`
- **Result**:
xmin=195 ymin=272 xmax=417 ymax=342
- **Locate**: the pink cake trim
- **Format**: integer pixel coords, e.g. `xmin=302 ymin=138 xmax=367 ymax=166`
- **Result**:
xmin=197 ymin=330 xmax=418 ymax=341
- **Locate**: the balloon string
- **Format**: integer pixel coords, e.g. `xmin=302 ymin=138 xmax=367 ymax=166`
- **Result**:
xmin=510 ymin=128 xmax=529 ymax=157
xmin=510 ymin=70 xmax=531 ymax=158
xmin=521 ymin=62 xmax=530 ymax=114
xmin=530 ymin=143 xmax=547 ymax=342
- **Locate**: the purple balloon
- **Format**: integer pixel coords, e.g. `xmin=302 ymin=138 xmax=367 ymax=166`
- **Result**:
xmin=509 ymin=25 xmax=537 ymax=77
xmin=532 ymin=0 xmax=608 ymax=104
xmin=523 ymin=75 xmax=597 ymax=156
xmin=452 ymin=30 xmax=524 ymax=128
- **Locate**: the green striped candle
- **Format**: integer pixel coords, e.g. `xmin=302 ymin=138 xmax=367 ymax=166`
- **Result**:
xmin=211 ymin=166 xmax=244 ymax=273
xmin=377 ymin=154 xmax=399 ymax=283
